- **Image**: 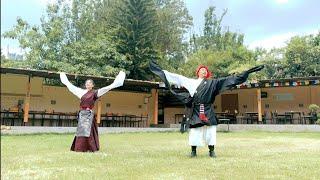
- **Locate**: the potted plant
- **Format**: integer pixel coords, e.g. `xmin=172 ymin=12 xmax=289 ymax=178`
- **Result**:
xmin=308 ymin=104 xmax=319 ymax=124
xmin=316 ymin=115 xmax=320 ymax=125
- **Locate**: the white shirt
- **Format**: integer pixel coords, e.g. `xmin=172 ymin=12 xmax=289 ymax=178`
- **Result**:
xmin=60 ymin=71 xmax=126 ymax=99
xmin=163 ymin=70 xmax=203 ymax=97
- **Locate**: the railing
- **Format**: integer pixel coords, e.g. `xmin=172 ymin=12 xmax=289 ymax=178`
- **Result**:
xmin=1 ymin=111 xmax=148 ymax=127
xmin=172 ymin=111 xmax=317 ymax=125
xmin=100 ymin=114 xmax=148 ymax=127
xmin=237 ymin=111 xmax=317 ymax=124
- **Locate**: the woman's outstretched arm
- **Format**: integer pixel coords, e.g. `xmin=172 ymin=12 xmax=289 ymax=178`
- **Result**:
xmin=60 ymin=72 xmax=87 ymax=99
xmin=97 ymin=71 xmax=126 ymax=97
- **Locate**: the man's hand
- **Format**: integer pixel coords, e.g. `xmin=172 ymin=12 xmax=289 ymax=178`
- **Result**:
xmin=247 ymin=65 xmax=265 ymax=74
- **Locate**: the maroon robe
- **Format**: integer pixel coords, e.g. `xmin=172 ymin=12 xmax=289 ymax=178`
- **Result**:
xmin=71 ymin=90 xmax=100 ymax=152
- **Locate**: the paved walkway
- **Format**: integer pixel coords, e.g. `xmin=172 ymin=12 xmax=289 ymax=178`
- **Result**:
xmin=171 ymin=124 xmax=320 ymax=132
xmin=1 ymin=124 xmax=319 ymax=135
xmin=229 ymin=124 xmax=320 ymax=132
xmin=1 ymin=126 xmax=179 ymax=135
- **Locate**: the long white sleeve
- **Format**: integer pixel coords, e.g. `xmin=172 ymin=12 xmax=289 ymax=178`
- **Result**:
xmin=163 ymin=70 xmax=202 ymax=97
xmin=60 ymin=72 xmax=87 ymax=99
xmin=97 ymin=71 xmax=126 ymax=97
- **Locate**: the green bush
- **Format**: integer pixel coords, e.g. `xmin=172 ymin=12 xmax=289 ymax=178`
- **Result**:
xmin=316 ymin=113 xmax=320 ymax=125
xmin=308 ymin=104 xmax=320 ymax=112
xmin=308 ymin=104 xmax=319 ymax=124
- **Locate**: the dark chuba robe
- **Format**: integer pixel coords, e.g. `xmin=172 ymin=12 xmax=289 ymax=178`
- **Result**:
xmin=149 ymin=61 xmax=264 ymax=130
xmin=71 ymin=90 xmax=100 ymax=152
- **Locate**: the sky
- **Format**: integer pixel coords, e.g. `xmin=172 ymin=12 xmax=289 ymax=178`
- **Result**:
xmin=1 ymin=0 xmax=320 ymax=55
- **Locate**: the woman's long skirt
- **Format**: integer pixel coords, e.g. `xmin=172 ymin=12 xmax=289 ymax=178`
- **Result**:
xmin=71 ymin=120 xmax=100 ymax=152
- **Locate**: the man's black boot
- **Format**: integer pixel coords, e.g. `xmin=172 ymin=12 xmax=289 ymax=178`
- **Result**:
xmin=191 ymin=146 xmax=197 ymax=157
xmin=209 ymin=145 xmax=216 ymax=158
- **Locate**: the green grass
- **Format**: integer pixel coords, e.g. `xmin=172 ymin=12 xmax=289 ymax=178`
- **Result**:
xmin=1 ymin=131 xmax=320 ymax=180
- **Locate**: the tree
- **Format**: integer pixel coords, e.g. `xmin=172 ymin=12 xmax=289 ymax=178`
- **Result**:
xmin=110 ymin=0 xmax=159 ymax=80
xmin=1 ymin=48 xmax=6 ymax=61
xmin=255 ymin=48 xmax=287 ymax=79
xmin=154 ymin=0 xmax=193 ymax=67
xmin=4 ymin=0 xmax=317 ymax=81
xmin=176 ymin=46 xmax=260 ymax=80
xmin=2 ymin=0 xmax=122 ymax=76
xmin=284 ymin=33 xmax=320 ymax=77
xmin=177 ymin=5 xmax=259 ymax=80
xmin=191 ymin=6 xmax=244 ymax=52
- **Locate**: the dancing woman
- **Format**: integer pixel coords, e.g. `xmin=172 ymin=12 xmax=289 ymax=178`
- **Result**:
xmin=60 ymin=71 xmax=126 ymax=152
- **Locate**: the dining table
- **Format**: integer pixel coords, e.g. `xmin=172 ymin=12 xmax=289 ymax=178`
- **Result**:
xmin=285 ymin=111 xmax=302 ymax=124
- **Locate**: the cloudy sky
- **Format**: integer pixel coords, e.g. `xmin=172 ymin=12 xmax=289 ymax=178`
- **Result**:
xmin=1 ymin=0 xmax=320 ymax=54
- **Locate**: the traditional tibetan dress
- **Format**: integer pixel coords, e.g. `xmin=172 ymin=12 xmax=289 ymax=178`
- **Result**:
xmin=150 ymin=61 xmax=264 ymax=147
xmin=60 ymin=71 xmax=126 ymax=152
xmin=71 ymin=90 xmax=99 ymax=152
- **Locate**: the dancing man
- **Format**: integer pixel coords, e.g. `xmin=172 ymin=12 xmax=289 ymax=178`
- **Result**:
xmin=150 ymin=61 xmax=263 ymax=158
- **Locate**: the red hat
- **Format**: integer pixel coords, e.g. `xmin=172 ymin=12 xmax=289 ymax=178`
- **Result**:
xmin=196 ymin=65 xmax=212 ymax=79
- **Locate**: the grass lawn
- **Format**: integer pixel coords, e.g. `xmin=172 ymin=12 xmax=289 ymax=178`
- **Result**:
xmin=1 ymin=131 xmax=320 ymax=179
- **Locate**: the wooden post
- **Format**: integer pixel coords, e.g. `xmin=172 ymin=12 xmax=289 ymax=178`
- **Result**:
xmin=23 ymin=76 xmax=31 ymax=123
xmin=257 ymin=88 xmax=262 ymax=122
xmin=152 ymin=89 xmax=158 ymax=125
xmin=96 ymin=99 xmax=102 ymax=124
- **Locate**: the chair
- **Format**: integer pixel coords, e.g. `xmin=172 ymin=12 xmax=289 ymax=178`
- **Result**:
xmin=309 ymin=113 xmax=318 ymax=124
xmin=105 ymin=113 xmax=114 ymax=127
xmin=141 ymin=115 xmax=148 ymax=127
xmin=271 ymin=112 xmax=285 ymax=124
xmin=57 ymin=113 xmax=63 ymax=127
xmin=302 ymin=112 xmax=312 ymax=124
xmin=100 ymin=114 xmax=107 ymax=127
xmin=263 ymin=112 xmax=272 ymax=124
xmin=284 ymin=112 xmax=294 ymax=124
xmin=242 ymin=114 xmax=249 ymax=124
xmin=236 ymin=114 xmax=245 ymax=124
xmin=245 ymin=113 xmax=258 ymax=124
xmin=291 ymin=112 xmax=302 ymax=124
xmin=2 ymin=111 xmax=14 ymax=126
xmin=130 ymin=115 xmax=143 ymax=127
xmin=277 ymin=113 xmax=287 ymax=124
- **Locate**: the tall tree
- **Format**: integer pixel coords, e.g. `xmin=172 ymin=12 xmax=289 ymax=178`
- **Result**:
xmin=111 ymin=0 xmax=159 ymax=80
xmin=180 ymin=6 xmax=257 ymax=79
xmin=192 ymin=6 xmax=244 ymax=52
